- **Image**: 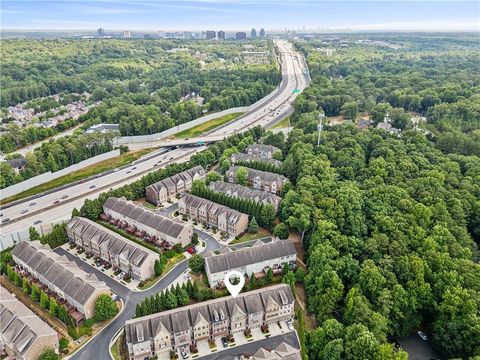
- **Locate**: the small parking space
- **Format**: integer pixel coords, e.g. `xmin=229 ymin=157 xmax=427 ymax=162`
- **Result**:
xmin=61 ymin=244 xmax=140 ymax=290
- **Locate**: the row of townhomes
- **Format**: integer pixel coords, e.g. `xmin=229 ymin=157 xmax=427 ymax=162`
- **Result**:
xmin=102 ymin=197 xmax=193 ymax=247
xmin=0 ymin=285 xmax=59 ymax=360
xmin=205 ymin=239 xmax=297 ymax=287
xmin=231 ymin=153 xmax=282 ymax=168
xmin=11 ymin=241 xmax=111 ymax=321
xmin=178 ymin=194 xmax=249 ymax=237
xmin=125 ymin=284 xmax=295 ymax=360
xmin=209 ymin=181 xmax=282 ymax=211
xmin=246 ymin=144 xmax=281 ymax=159
xmin=67 ymin=217 xmax=158 ymax=281
xmin=145 ymin=165 xmax=206 ymax=205
xmin=226 ymin=166 xmax=288 ymax=195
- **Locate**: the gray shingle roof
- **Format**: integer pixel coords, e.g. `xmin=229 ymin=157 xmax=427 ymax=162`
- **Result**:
xmin=68 ymin=217 xmax=157 ymax=266
xmin=181 ymin=194 xmax=247 ymax=223
xmin=146 ymin=165 xmax=206 ymax=194
xmin=125 ymin=284 xmax=294 ymax=346
xmin=0 ymin=286 xmax=57 ymax=356
xmin=227 ymin=166 xmax=287 ymax=184
xmin=245 ymin=144 xmax=280 ymax=155
xmin=11 ymin=241 xmax=109 ymax=307
xmin=205 ymin=240 xmax=296 ymax=274
xmin=103 ymin=197 xmax=189 ymax=238
xmin=231 ymin=153 xmax=282 ymax=167
xmin=209 ymin=181 xmax=281 ymax=209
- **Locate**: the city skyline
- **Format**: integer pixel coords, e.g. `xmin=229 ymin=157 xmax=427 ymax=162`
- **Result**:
xmin=2 ymin=0 xmax=479 ymax=31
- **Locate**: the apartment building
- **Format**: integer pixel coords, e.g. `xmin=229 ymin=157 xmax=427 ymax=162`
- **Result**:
xmin=67 ymin=217 xmax=158 ymax=281
xmin=145 ymin=166 xmax=206 ymax=205
xmin=125 ymin=284 xmax=295 ymax=360
xmin=231 ymin=153 xmax=282 ymax=168
xmin=226 ymin=166 xmax=288 ymax=195
xmin=208 ymin=181 xmax=282 ymax=211
xmin=11 ymin=241 xmax=110 ymax=320
xmin=103 ymin=197 xmax=192 ymax=247
xmin=178 ymin=194 xmax=248 ymax=237
xmin=0 ymin=286 xmax=59 ymax=360
xmin=205 ymin=239 xmax=296 ymax=287
xmin=245 ymin=144 xmax=280 ymax=159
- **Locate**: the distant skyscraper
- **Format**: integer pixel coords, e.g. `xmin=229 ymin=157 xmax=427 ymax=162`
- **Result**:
xmin=259 ymin=28 xmax=266 ymax=38
xmin=97 ymin=28 xmax=105 ymax=38
xmin=206 ymin=30 xmax=216 ymax=40
xmin=218 ymin=30 xmax=225 ymax=40
xmin=184 ymin=31 xmax=192 ymax=39
xmin=236 ymin=32 xmax=247 ymax=40
xmin=251 ymin=28 xmax=257 ymax=39
xmin=123 ymin=31 xmax=131 ymax=38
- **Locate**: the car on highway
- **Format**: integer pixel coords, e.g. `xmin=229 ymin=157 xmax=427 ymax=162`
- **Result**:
xmin=132 ymin=167 xmax=137 ymax=170
xmin=0 ymin=213 xmax=3 ymax=217
xmin=34 ymin=220 xmax=42 ymax=225
xmin=89 ymin=185 xmax=96 ymax=189
xmin=29 ymin=202 xmax=37 ymax=206
xmin=126 ymin=170 xmax=131 ymax=174
xmin=53 ymin=200 xmax=60 ymax=204
xmin=2 ymin=218 xmax=10 ymax=224
xmin=61 ymin=195 xmax=69 ymax=199
xmin=113 ymin=168 xmax=119 ymax=172
xmin=20 ymin=209 xmax=29 ymax=214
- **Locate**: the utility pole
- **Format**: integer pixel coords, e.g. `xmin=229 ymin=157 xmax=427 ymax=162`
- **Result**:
xmin=317 ymin=112 xmax=325 ymax=146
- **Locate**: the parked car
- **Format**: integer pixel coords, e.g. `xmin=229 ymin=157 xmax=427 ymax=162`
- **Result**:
xmin=180 ymin=348 xmax=188 ymax=359
xmin=186 ymin=247 xmax=195 ymax=255
xmin=417 ymin=331 xmax=428 ymax=341
xmin=221 ymin=337 xmax=228 ymax=348
xmin=286 ymin=320 xmax=294 ymax=331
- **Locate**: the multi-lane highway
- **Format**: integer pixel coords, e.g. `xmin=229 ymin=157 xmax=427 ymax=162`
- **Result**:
xmin=0 ymin=40 xmax=308 ymax=249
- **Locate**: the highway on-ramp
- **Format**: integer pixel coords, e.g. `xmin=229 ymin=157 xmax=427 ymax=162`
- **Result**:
xmin=0 ymin=40 xmax=307 ymax=249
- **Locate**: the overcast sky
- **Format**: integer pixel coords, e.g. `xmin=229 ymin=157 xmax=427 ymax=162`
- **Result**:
xmin=2 ymin=0 xmax=479 ymax=31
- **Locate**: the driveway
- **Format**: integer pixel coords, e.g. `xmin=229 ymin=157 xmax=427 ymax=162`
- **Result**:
xmin=63 ymin=223 xmax=223 ymax=360
xmin=196 ymin=331 xmax=300 ymax=360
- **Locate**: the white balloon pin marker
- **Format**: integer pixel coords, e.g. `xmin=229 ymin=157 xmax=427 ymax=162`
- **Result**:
xmin=224 ymin=270 xmax=245 ymax=298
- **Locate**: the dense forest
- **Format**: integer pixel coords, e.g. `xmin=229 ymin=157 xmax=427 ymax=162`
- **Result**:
xmin=0 ymin=39 xmax=280 ymax=188
xmin=294 ymin=34 xmax=480 ymax=156
xmin=1 ymin=39 xmax=279 ymax=146
xmin=274 ymin=34 xmax=480 ymax=359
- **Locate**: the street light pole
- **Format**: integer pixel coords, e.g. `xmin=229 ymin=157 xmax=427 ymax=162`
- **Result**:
xmin=317 ymin=112 xmax=325 ymax=147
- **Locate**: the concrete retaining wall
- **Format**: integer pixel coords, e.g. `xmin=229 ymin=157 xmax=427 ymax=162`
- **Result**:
xmin=113 ymin=107 xmax=249 ymax=146
xmin=1 ymin=150 xmax=120 ymax=200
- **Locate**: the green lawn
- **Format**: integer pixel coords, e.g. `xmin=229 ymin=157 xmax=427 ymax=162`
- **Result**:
xmin=230 ymin=228 xmax=271 ymax=244
xmin=270 ymin=116 xmax=290 ymax=129
xmin=1 ymin=148 xmax=154 ymax=205
xmin=138 ymin=253 xmax=186 ymax=290
xmin=174 ymin=112 xmax=244 ymax=138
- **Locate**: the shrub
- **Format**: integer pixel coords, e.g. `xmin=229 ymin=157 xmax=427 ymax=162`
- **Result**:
xmin=94 ymin=294 xmax=117 ymax=322
xmin=59 ymin=337 xmax=69 ymax=351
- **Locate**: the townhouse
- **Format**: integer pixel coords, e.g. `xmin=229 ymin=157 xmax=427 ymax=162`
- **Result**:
xmin=208 ymin=181 xmax=282 ymax=211
xmin=11 ymin=241 xmax=110 ymax=321
xmin=205 ymin=239 xmax=296 ymax=287
xmin=103 ymin=197 xmax=192 ymax=247
xmin=245 ymin=144 xmax=280 ymax=159
xmin=145 ymin=166 xmax=206 ymax=205
xmin=226 ymin=166 xmax=288 ymax=195
xmin=249 ymin=342 xmax=301 ymax=360
xmin=0 ymin=286 xmax=59 ymax=360
xmin=67 ymin=217 xmax=158 ymax=281
xmin=125 ymin=284 xmax=295 ymax=360
xmin=231 ymin=153 xmax=282 ymax=168
xmin=178 ymin=194 xmax=249 ymax=237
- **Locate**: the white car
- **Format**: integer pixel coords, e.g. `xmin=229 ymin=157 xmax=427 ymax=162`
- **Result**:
xmin=286 ymin=320 xmax=294 ymax=331
xmin=417 ymin=331 xmax=427 ymax=341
